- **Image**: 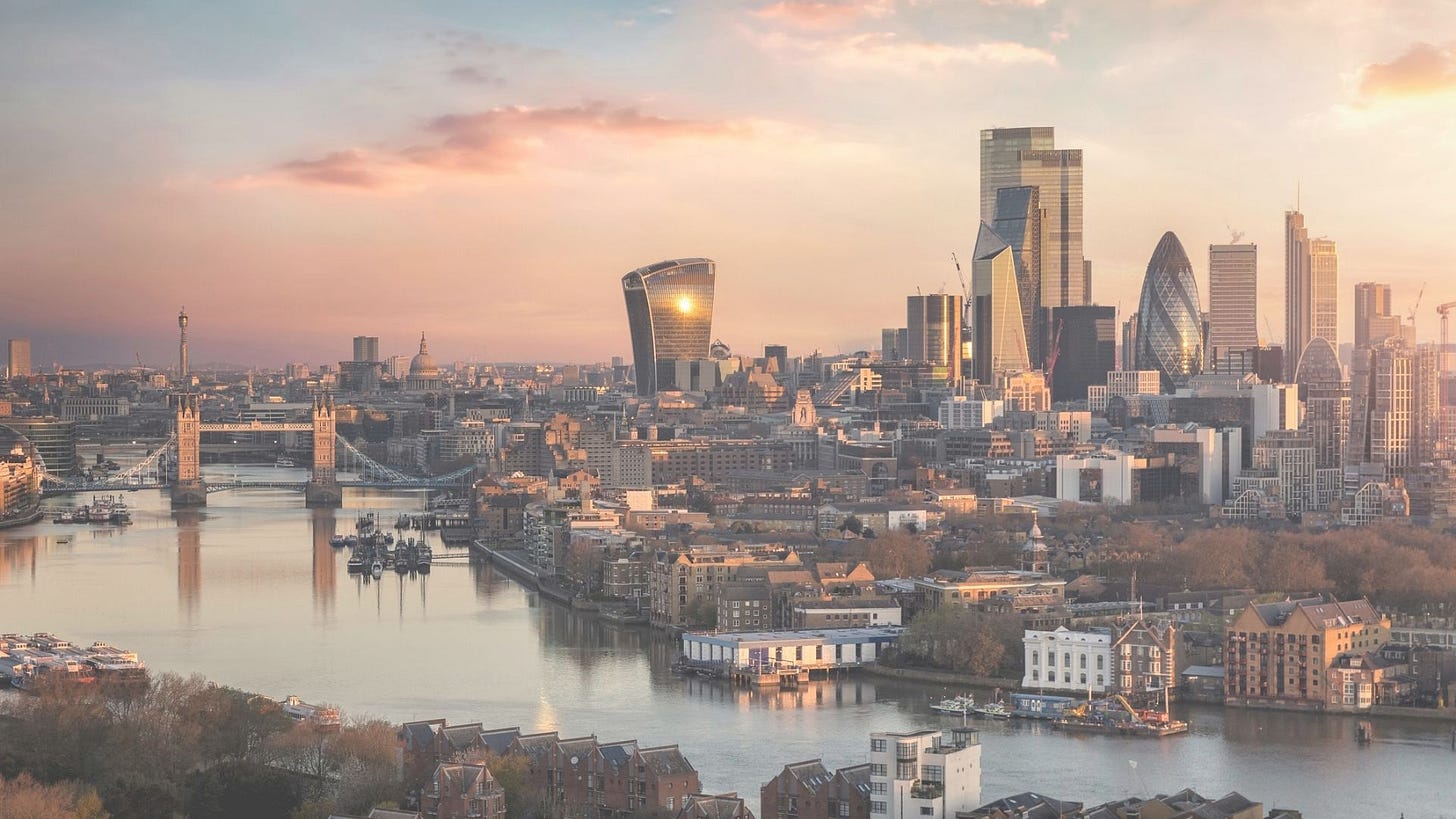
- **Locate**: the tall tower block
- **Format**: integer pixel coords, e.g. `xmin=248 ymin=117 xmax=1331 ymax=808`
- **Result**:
xmin=178 ymin=308 xmax=190 ymax=380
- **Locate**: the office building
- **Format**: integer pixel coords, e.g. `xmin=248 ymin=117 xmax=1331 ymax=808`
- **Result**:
xmin=980 ymin=127 xmax=1087 ymax=310
xmin=1294 ymin=337 xmax=1350 ymax=470
xmin=0 ymin=417 xmax=76 ymax=476
xmin=764 ymin=344 xmax=789 ymax=374
xmin=970 ymin=222 xmax=1030 ymax=383
xmin=1348 ymin=339 xmax=1413 ymax=479
xmin=868 ymin=729 xmax=982 ymax=819
xmin=1135 ymin=232 xmax=1204 ymax=391
xmin=1120 ymin=313 xmax=1138 ymax=372
xmin=352 ymin=335 xmax=380 ymax=363
xmin=1354 ymin=283 xmax=1407 ymax=349
xmin=881 ymin=328 xmax=907 ymax=361
xmin=991 ymin=186 xmax=1044 ymax=366
xmin=7 ymin=338 xmax=31 ymax=378
xmin=1049 ymin=305 xmax=1115 ymax=404
xmin=1414 ymin=345 xmax=1441 ymax=464
xmin=907 ymin=293 xmax=962 ymax=386
xmin=1285 ymin=209 xmax=1338 ymax=380
xmin=622 ymin=258 xmax=716 ymax=396
xmin=1207 ymin=243 xmax=1258 ymax=361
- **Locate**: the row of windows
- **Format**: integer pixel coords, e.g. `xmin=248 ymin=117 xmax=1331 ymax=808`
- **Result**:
xmin=1029 ymin=670 xmax=1105 ymax=686
xmin=1030 ymin=652 xmax=1105 ymax=670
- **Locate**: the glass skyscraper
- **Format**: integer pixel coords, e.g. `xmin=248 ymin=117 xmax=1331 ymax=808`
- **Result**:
xmin=1135 ymin=232 xmax=1204 ymax=391
xmin=1294 ymin=336 xmax=1349 ymax=470
xmin=1207 ymin=243 xmax=1258 ymax=361
xmin=907 ymin=293 xmax=962 ymax=386
xmin=1285 ymin=209 xmax=1338 ymax=381
xmin=971 ymin=222 xmax=1030 ymax=383
xmin=991 ymin=186 xmax=1043 ymax=367
xmin=622 ymin=258 xmax=715 ymax=396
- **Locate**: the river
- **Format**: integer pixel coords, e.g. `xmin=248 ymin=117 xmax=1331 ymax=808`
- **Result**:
xmin=1 ymin=472 xmax=1452 ymax=817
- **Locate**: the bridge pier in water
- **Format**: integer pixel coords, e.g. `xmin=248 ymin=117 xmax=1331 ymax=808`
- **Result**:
xmin=172 ymin=394 xmax=208 ymax=506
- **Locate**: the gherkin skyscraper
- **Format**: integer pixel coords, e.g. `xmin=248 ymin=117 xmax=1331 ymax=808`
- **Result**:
xmin=1135 ymin=232 xmax=1204 ymax=391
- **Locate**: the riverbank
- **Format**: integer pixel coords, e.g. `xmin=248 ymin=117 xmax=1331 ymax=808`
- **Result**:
xmin=862 ymin=663 xmax=1020 ymax=690
xmin=0 ymin=507 xmax=42 ymax=530
xmin=470 ymin=540 xmax=604 ymax=611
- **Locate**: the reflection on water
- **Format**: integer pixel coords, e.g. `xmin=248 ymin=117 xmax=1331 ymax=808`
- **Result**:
xmin=0 ymin=480 xmax=1453 ymax=817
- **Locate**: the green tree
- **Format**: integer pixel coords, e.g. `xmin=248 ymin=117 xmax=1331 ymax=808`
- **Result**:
xmin=184 ymin=761 xmax=302 ymax=819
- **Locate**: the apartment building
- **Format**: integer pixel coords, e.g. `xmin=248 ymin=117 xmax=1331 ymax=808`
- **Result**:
xmin=1225 ymin=597 xmax=1389 ymax=710
xmin=761 ymin=760 xmax=871 ymax=819
xmin=867 ymin=729 xmax=982 ymax=819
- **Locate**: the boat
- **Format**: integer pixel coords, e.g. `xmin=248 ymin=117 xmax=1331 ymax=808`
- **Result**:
xmin=417 ymin=542 xmax=432 ymax=573
xmin=370 ymin=560 xmax=383 ymax=579
xmin=280 ymin=695 xmax=341 ymax=730
xmin=346 ymin=551 xmax=365 ymax=573
xmin=274 ymin=457 xmax=296 ymax=468
xmin=329 ymin=534 xmax=347 ymax=548
xmin=1050 ymin=694 xmax=1189 ymax=738
xmin=972 ymin=701 xmax=1011 ymax=719
xmin=931 ymin=694 xmax=975 ymax=715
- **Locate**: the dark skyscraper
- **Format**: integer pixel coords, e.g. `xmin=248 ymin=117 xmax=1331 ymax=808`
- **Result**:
xmin=1050 ymin=305 xmax=1116 ymax=403
xmin=622 ymin=258 xmax=715 ymax=396
xmin=1135 ymin=232 xmax=1204 ymax=391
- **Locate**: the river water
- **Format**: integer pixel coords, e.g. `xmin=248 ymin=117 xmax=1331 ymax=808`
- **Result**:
xmin=1 ymin=471 xmax=1453 ymax=817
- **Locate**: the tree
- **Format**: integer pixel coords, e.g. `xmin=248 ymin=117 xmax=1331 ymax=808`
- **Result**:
xmin=867 ymin=531 xmax=931 ymax=579
xmin=682 ymin=597 xmax=718 ymax=629
xmin=898 ymin=607 xmax=1020 ymax=677
xmin=184 ymin=761 xmax=302 ymax=819
xmin=0 ymin=773 xmax=109 ymax=819
xmin=838 ymin=515 xmax=863 ymax=536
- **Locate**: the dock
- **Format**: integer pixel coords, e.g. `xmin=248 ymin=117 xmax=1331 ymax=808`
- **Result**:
xmin=0 ymin=633 xmax=148 ymax=691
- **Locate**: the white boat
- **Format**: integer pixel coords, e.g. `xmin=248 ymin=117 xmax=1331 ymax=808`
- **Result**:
xmin=281 ymin=694 xmax=341 ymax=729
xmin=930 ymin=694 xmax=975 ymax=715
xmin=275 ymin=457 xmax=296 ymax=468
xmin=972 ymin=702 xmax=1011 ymax=719
xmin=370 ymin=560 xmax=383 ymax=579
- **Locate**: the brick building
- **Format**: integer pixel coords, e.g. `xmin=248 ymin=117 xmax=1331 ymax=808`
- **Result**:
xmin=760 ymin=760 xmax=871 ymax=819
xmin=420 ymin=764 xmax=506 ymax=819
xmin=1225 ymin=597 xmax=1389 ymax=710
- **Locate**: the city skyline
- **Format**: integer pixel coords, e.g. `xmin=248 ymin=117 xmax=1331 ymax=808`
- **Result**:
xmin=3 ymin=1 xmax=1455 ymax=367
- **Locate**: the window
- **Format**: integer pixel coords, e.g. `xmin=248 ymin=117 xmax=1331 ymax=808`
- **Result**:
xmin=1080 ymin=655 xmax=1087 ymax=669
xmin=1063 ymin=672 xmax=1071 ymax=683
xmin=871 ymin=739 xmax=887 ymax=753
xmin=1047 ymin=652 xmax=1056 ymax=667
xmin=1031 ymin=670 xmax=1039 ymax=681
xmin=667 ymin=799 xmax=675 ymax=810
xmin=1031 ymin=653 xmax=1039 ymax=666
xmin=1064 ymin=652 xmax=1071 ymax=667
xmin=870 ymin=764 xmax=887 ymax=776
xmin=920 ymin=809 xmax=934 ymax=816
xmin=871 ymin=803 xmax=887 ymax=815
xmin=839 ymin=804 xmax=850 ymax=817
xmin=1097 ymin=655 xmax=1104 ymax=670
xmin=870 ymin=783 xmax=887 ymax=795
xmin=922 ymin=765 xmax=943 ymax=782
xmin=1079 ymin=674 xmax=1086 ymax=685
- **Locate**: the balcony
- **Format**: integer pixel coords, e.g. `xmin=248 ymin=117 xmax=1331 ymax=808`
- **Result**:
xmin=910 ymin=781 xmax=944 ymax=800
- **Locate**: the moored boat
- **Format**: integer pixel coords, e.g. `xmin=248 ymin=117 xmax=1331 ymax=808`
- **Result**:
xmin=931 ymin=694 xmax=975 ymax=715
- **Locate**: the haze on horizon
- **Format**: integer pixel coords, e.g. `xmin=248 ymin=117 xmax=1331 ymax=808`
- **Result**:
xmin=3 ymin=0 xmax=1454 ymax=369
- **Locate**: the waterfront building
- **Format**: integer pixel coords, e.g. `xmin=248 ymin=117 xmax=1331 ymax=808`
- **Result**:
xmin=791 ymin=599 xmax=902 ymax=629
xmin=1135 ymin=232 xmax=1204 ymax=391
xmin=6 ymin=338 xmax=31 ymax=378
xmin=649 ymin=544 xmax=803 ymax=628
xmin=0 ymin=416 xmax=76 ymax=476
xmin=676 ymin=794 xmax=754 ymax=819
xmin=979 ymin=127 xmax=1087 ymax=308
xmin=623 ymin=259 xmax=716 ymax=396
xmin=761 ymin=760 xmax=870 ymax=819
xmin=1023 ymin=627 xmax=1111 ymax=694
xmin=907 ymin=294 xmax=963 ymax=386
xmin=1048 ymin=305 xmax=1115 ymax=404
xmin=1111 ymin=616 xmax=1178 ymax=700
xmin=971 ymin=223 xmax=1031 ymax=383
xmin=0 ymin=429 xmax=41 ymax=521
xmin=680 ymin=626 xmax=902 ymax=671
xmin=420 ymin=763 xmax=505 ymax=819
xmin=1225 ymin=597 xmax=1389 ymax=710
xmin=58 ymin=396 xmax=130 ymax=421
xmin=1293 ymin=336 xmax=1350 ymax=470
xmin=868 ymin=728 xmax=982 ymax=819
xmin=991 ymin=186 xmax=1044 ymax=367
xmin=1207 ymin=243 xmax=1258 ymax=362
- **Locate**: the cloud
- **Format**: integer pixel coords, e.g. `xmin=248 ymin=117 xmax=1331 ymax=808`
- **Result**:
xmin=448 ymin=65 xmax=503 ymax=85
xmin=1355 ymin=42 xmax=1456 ymax=104
xmin=230 ymin=103 xmax=754 ymax=191
xmin=980 ymin=0 xmax=1047 ymax=6
xmin=755 ymin=29 xmax=1056 ymax=71
xmin=753 ymin=0 xmax=895 ymax=27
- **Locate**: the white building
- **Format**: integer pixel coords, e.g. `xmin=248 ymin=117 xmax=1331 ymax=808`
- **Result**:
xmin=939 ymin=396 xmax=1004 ymax=429
xmin=1055 ymin=451 xmax=1136 ymax=504
xmin=1106 ymin=370 xmax=1163 ymax=398
xmin=680 ymin=626 xmax=902 ymax=670
xmin=868 ymin=729 xmax=982 ymax=819
xmin=1023 ymin=626 xmax=1112 ymax=694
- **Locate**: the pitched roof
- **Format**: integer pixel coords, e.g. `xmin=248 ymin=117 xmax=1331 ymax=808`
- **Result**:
xmin=400 ymin=719 xmax=446 ymax=751
xmin=480 ymin=727 xmax=521 ymax=756
xmin=597 ymin=740 xmax=639 ymax=769
xmin=834 ymin=764 xmax=871 ymax=796
xmin=442 ymin=723 xmax=485 ymax=753
xmin=782 ymin=759 xmax=832 ymax=792
xmin=677 ymin=794 xmax=748 ymax=819
xmin=638 ymin=745 xmax=697 ymax=776
xmin=513 ymin=732 xmax=560 ymax=761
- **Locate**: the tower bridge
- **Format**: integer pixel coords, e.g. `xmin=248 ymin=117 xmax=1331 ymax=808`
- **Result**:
xmin=39 ymin=394 xmax=475 ymax=504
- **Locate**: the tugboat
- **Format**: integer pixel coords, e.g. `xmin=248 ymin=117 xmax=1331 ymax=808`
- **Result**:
xmin=329 ymin=534 xmax=347 ymax=548
xmin=370 ymin=560 xmax=384 ymax=579
xmin=346 ymin=549 xmax=365 ymax=573
xmin=416 ymin=541 xmax=432 ymax=574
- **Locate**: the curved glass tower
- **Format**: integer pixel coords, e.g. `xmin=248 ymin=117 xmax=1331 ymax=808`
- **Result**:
xmin=1294 ymin=336 xmax=1349 ymax=469
xmin=622 ymin=259 xmax=716 ymax=396
xmin=1135 ymin=231 xmax=1204 ymax=391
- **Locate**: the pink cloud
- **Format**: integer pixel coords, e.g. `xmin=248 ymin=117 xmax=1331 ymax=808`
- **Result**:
xmin=755 ymin=29 xmax=1056 ymax=71
xmin=232 ymin=104 xmax=753 ymax=191
xmin=753 ymin=0 xmax=895 ymax=28
xmin=1356 ymin=42 xmax=1456 ymax=104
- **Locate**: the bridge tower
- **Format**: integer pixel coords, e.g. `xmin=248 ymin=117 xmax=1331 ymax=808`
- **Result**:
xmin=171 ymin=393 xmax=207 ymax=506
xmin=305 ymin=394 xmax=342 ymax=507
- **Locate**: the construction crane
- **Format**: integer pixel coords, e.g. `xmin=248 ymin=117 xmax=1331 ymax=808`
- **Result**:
xmin=1439 ymin=301 xmax=1456 ymax=368
xmin=1261 ymin=315 xmax=1275 ymax=348
xmin=1407 ymin=283 xmax=1426 ymax=326
xmin=1226 ymin=224 xmax=1245 ymax=244
xmin=1045 ymin=318 xmax=1064 ymax=385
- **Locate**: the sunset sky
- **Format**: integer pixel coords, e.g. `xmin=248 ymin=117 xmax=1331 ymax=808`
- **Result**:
xmin=3 ymin=0 xmax=1454 ymax=368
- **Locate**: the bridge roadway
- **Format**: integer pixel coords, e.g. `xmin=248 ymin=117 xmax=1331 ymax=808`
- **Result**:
xmin=44 ymin=478 xmax=470 ymax=496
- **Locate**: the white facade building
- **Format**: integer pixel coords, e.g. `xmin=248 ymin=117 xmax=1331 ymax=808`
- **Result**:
xmin=1023 ymin=626 xmax=1112 ymax=694
xmin=939 ymin=397 xmax=1004 ymax=429
xmin=1055 ymin=451 xmax=1136 ymax=504
xmin=868 ymin=729 xmax=982 ymax=819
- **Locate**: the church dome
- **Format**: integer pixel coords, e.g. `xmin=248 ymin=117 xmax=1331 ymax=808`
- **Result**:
xmin=409 ymin=333 xmax=439 ymax=377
